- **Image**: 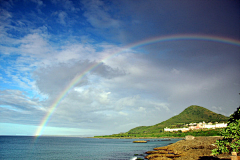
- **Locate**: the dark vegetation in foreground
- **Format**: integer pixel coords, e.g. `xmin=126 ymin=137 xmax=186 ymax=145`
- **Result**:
xmin=212 ymin=106 xmax=240 ymax=155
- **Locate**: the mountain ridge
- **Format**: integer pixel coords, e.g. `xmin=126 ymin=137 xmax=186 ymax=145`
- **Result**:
xmin=127 ymin=105 xmax=228 ymax=134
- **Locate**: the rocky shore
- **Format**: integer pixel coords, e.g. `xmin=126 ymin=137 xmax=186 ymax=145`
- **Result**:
xmin=145 ymin=136 xmax=233 ymax=160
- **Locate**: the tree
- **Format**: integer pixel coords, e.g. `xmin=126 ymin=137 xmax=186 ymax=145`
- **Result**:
xmin=212 ymin=106 xmax=240 ymax=155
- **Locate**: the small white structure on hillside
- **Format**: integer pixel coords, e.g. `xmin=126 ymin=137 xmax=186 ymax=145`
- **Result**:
xmin=203 ymin=122 xmax=227 ymax=129
xmin=164 ymin=122 xmax=227 ymax=132
xmin=164 ymin=127 xmax=189 ymax=132
xmin=216 ymin=123 xmax=227 ymax=128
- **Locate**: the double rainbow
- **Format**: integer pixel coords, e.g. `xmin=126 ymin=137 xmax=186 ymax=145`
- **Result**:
xmin=34 ymin=34 xmax=240 ymax=137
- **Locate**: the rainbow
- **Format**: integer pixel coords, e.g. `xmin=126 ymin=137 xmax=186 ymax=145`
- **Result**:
xmin=34 ymin=34 xmax=240 ymax=137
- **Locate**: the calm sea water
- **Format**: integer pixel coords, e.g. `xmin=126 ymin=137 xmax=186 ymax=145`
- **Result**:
xmin=0 ymin=136 xmax=181 ymax=160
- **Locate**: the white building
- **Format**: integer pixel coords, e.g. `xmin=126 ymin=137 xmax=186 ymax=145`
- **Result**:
xmin=203 ymin=122 xmax=227 ymax=129
xmin=164 ymin=122 xmax=227 ymax=132
xmin=164 ymin=127 xmax=189 ymax=132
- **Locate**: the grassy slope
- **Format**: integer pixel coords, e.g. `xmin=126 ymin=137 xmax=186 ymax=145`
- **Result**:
xmin=127 ymin=105 xmax=228 ymax=134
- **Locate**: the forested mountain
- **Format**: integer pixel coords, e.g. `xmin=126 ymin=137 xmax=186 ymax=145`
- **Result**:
xmin=127 ymin=105 xmax=228 ymax=134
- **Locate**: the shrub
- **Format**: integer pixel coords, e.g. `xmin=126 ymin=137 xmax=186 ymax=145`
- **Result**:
xmin=212 ymin=106 xmax=240 ymax=155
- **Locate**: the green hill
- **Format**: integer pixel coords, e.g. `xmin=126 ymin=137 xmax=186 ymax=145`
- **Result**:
xmin=127 ymin=105 xmax=228 ymax=134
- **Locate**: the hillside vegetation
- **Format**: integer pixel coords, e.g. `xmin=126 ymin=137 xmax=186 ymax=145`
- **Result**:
xmin=95 ymin=105 xmax=228 ymax=138
xmin=127 ymin=105 xmax=228 ymax=134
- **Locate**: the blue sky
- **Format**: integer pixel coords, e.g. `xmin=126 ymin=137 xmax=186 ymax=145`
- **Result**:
xmin=0 ymin=0 xmax=239 ymax=136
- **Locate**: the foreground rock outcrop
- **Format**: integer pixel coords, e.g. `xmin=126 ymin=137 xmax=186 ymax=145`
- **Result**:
xmin=145 ymin=136 xmax=233 ymax=160
xmin=133 ymin=140 xmax=147 ymax=143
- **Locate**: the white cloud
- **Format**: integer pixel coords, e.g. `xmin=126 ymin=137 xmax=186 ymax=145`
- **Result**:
xmin=58 ymin=11 xmax=67 ymax=25
xmin=51 ymin=0 xmax=78 ymax=12
xmin=52 ymin=11 xmax=68 ymax=25
xmin=30 ymin=0 xmax=44 ymax=7
xmin=0 ymin=89 xmax=45 ymax=126
xmin=82 ymin=0 xmax=120 ymax=28
xmin=0 ymin=9 xmax=12 ymax=21
xmin=119 ymin=111 xmax=128 ymax=116
xmin=171 ymin=68 xmax=180 ymax=74
xmin=0 ymin=90 xmax=43 ymax=111
xmin=137 ymin=107 xmax=146 ymax=112
xmin=20 ymin=33 xmax=50 ymax=56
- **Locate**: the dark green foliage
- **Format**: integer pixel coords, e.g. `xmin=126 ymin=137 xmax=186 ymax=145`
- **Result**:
xmin=227 ymin=106 xmax=240 ymax=125
xmin=212 ymin=106 xmax=240 ymax=155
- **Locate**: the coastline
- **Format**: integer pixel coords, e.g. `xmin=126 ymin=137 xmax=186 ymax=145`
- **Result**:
xmin=91 ymin=136 xmax=235 ymax=159
xmin=144 ymin=136 xmax=232 ymax=160
xmin=90 ymin=137 xmax=184 ymax=139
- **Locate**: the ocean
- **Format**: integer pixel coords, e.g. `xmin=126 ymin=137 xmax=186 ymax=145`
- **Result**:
xmin=0 ymin=136 xmax=181 ymax=160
